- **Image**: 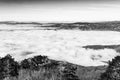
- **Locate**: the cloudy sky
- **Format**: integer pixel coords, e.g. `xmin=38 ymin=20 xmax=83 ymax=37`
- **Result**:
xmin=0 ymin=0 xmax=120 ymax=22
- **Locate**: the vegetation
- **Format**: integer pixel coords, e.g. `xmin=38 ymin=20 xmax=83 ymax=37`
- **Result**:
xmin=44 ymin=21 xmax=120 ymax=31
xmin=100 ymin=56 xmax=120 ymax=80
xmin=82 ymin=44 xmax=120 ymax=50
xmin=0 ymin=54 xmax=106 ymax=80
xmin=0 ymin=54 xmax=19 ymax=80
xmin=2 ymin=21 xmax=120 ymax=31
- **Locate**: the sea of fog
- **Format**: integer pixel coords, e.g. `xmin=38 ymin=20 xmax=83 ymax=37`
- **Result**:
xmin=0 ymin=25 xmax=120 ymax=66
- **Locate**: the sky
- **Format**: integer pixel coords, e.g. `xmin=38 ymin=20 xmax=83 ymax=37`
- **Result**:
xmin=0 ymin=0 xmax=120 ymax=22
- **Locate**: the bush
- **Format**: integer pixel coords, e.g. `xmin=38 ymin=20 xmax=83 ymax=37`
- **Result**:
xmin=20 ymin=55 xmax=48 ymax=70
xmin=0 ymin=54 xmax=19 ymax=79
xmin=100 ymin=56 xmax=120 ymax=80
xmin=60 ymin=63 xmax=80 ymax=80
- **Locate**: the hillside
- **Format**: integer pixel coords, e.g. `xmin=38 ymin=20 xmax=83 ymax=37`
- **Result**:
xmin=0 ymin=54 xmax=107 ymax=80
xmin=1 ymin=21 xmax=120 ymax=31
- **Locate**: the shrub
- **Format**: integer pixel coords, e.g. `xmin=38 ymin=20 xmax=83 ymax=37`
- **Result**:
xmin=61 ymin=63 xmax=80 ymax=80
xmin=100 ymin=56 xmax=120 ymax=80
xmin=0 ymin=54 xmax=19 ymax=79
xmin=20 ymin=55 xmax=48 ymax=70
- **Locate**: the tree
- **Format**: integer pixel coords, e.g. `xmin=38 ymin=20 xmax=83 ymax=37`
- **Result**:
xmin=100 ymin=56 xmax=120 ymax=80
xmin=32 ymin=55 xmax=48 ymax=65
xmin=0 ymin=57 xmax=4 ymax=80
xmin=20 ymin=58 xmax=31 ymax=69
xmin=0 ymin=54 xmax=19 ymax=79
xmin=20 ymin=55 xmax=48 ymax=70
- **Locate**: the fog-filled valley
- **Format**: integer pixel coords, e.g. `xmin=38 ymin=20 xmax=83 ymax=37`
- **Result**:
xmin=0 ymin=22 xmax=120 ymax=66
xmin=0 ymin=21 xmax=120 ymax=80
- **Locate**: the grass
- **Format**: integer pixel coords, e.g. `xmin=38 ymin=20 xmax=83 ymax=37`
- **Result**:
xmin=3 ymin=63 xmax=107 ymax=80
xmin=0 ymin=54 xmax=107 ymax=80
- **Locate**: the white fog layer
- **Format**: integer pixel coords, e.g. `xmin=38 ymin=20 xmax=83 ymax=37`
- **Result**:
xmin=0 ymin=25 xmax=120 ymax=66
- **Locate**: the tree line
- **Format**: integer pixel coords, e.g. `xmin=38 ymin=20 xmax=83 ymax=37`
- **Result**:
xmin=0 ymin=54 xmax=80 ymax=80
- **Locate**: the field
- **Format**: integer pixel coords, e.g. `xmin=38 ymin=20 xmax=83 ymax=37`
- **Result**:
xmin=0 ymin=23 xmax=120 ymax=66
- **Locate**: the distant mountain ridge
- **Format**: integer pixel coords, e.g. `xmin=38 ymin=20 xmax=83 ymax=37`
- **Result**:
xmin=1 ymin=21 xmax=120 ymax=31
xmin=0 ymin=21 xmax=42 ymax=25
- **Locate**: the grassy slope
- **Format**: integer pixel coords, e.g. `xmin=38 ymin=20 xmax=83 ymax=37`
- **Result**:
xmin=3 ymin=59 xmax=107 ymax=80
xmin=7 ymin=66 xmax=106 ymax=80
xmin=77 ymin=65 xmax=107 ymax=80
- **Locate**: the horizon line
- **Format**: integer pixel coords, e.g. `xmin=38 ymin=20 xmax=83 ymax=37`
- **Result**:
xmin=0 ymin=20 xmax=120 ymax=24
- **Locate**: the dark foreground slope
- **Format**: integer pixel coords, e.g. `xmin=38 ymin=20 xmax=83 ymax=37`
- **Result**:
xmin=0 ymin=54 xmax=106 ymax=80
